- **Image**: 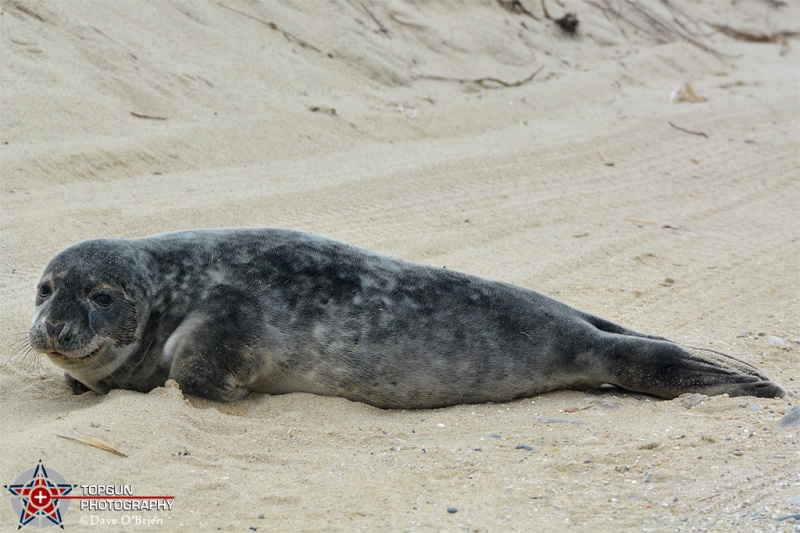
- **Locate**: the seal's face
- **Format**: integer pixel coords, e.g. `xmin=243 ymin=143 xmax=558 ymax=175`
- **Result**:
xmin=29 ymin=240 xmax=151 ymax=391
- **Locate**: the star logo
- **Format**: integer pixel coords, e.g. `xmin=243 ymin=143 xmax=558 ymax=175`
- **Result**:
xmin=6 ymin=461 xmax=74 ymax=529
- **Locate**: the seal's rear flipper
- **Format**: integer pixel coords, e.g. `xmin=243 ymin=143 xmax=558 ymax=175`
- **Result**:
xmin=601 ymin=336 xmax=787 ymax=399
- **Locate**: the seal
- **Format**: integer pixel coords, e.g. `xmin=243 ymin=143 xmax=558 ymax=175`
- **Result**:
xmin=29 ymin=228 xmax=786 ymax=408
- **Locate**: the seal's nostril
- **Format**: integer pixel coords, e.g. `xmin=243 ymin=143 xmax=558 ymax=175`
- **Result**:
xmin=46 ymin=322 xmax=65 ymax=339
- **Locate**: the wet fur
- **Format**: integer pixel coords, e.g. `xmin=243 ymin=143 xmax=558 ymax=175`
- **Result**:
xmin=29 ymin=228 xmax=786 ymax=408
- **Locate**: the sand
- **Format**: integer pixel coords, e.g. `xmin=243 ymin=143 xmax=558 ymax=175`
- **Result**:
xmin=1 ymin=0 xmax=798 ymax=530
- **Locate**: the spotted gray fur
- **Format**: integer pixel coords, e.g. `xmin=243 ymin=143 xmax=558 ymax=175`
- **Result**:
xmin=29 ymin=228 xmax=786 ymax=408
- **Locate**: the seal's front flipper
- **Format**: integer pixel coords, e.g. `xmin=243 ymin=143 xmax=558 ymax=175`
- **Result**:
xmin=65 ymin=373 xmax=92 ymax=394
xmin=601 ymin=336 xmax=786 ymax=399
xmin=163 ymin=285 xmax=266 ymax=402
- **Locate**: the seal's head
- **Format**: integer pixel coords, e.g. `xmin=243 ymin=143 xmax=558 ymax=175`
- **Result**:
xmin=29 ymin=239 xmax=154 ymax=392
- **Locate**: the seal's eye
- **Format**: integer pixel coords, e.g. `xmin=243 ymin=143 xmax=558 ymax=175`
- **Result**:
xmin=38 ymin=282 xmax=53 ymax=300
xmin=91 ymin=292 xmax=114 ymax=310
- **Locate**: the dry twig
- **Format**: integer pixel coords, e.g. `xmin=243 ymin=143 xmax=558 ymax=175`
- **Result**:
xmin=360 ymin=2 xmax=390 ymax=35
xmin=421 ymin=65 xmax=544 ymax=89
xmin=498 ymin=0 xmax=541 ymax=21
xmin=708 ymin=24 xmax=799 ymax=43
xmin=130 ymin=112 xmax=167 ymax=121
xmin=668 ymin=121 xmax=708 ymax=138
xmin=218 ymin=3 xmax=322 ymax=54
xmin=56 ymin=435 xmax=128 ymax=457
xmin=585 ymin=0 xmax=724 ymax=57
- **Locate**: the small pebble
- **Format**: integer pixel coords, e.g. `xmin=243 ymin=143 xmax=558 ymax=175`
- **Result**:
xmin=488 ymin=433 xmax=502 ymax=439
xmin=583 ymin=458 xmax=594 ymax=463
xmin=473 ymin=447 xmax=483 ymax=452
xmin=778 ymin=406 xmax=800 ymax=428
xmin=590 ymin=400 xmax=620 ymax=410
xmin=764 ymin=336 xmax=789 ymax=348
xmin=258 ymin=514 xmax=265 ymax=519
xmin=447 ymin=506 xmax=458 ymax=514
xmin=515 ymin=444 xmax=533 ymax=450
xmin=679 ymin=393 xmax=707 ymax=408
xmin=533 ymin=416 xmax=587 ymax=425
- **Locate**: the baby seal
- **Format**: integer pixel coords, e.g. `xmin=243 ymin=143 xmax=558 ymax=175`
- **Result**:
xmin=29 ymin=228 xmax=785 ymax=408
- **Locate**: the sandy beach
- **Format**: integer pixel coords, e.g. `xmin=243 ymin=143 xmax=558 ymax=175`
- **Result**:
xmin=1 ymin=0 xmax=798 ymax=530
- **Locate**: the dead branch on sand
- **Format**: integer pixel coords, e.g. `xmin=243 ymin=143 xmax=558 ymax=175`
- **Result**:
xmin=585 ymin=0 xmax=725 ymax=57
xmin=420 ymin=65 xmax=544 ymax=90
xmin=668 ymin=121 xmax=708 ymax=138
xmin=708 ymin=24 xmax=799 ymax=43
xmin=218 ymin=3 xmax=323 ymax=54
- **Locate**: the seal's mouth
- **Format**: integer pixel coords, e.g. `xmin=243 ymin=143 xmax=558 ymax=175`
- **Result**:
xmin=47 ymin=345 xmax=104 ymax=364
